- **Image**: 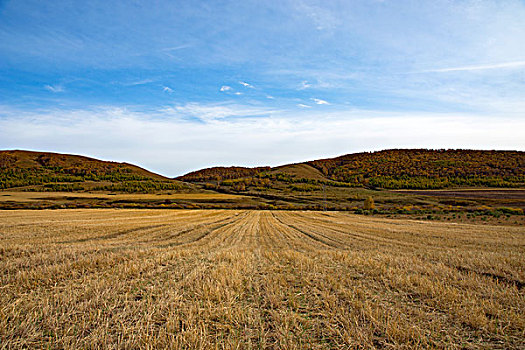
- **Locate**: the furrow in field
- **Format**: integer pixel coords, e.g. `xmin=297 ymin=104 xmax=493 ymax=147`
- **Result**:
xmin=167 ymin=211 xmax=251 ymax=249
xmin=284 ymin=211 xmax=424 ymax=250
xmin=271 ymin=211 xmax=350 ymax=249
xmin=298 ymin=212 xmax=525 ymax=294
xmin=210 ymin=211 xmax=256 ymax=249
xmin=0 ymin=210 xmax=223 ymax=248
xmin=146 ymin=211 xmax=243 ymax=247
xmin=266 ymin=212 xmax=333 ymax=252
xmin=60 ymin=223 xmax=172 ymax=243
xmin=319 ymin=211 xmax=523 ymax=250
xmin=257 ymin=211 xmax=294 ymax=251
xmin=0 ymin=211 xmax=228 ymax=268
xmin=0 ymin=211 xmax=235 ymax=294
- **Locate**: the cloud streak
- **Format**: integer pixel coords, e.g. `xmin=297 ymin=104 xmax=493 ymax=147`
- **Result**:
xmin=312 ymin=98 xmax=330 ymax=105
xmin=44 ymin=84 xmax=64 ymax=93
xmin=161 ymin=102 xmax=275 ymax=123
xmin=239 ymin=81 xmax=254 ymax=88
xmin=419 ymin=61 xmax=525 ymax=73
xmin=122 ymin=79 xmax=155 ymax=86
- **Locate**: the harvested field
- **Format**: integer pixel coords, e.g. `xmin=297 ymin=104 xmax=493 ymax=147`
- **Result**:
xmin=1 ymin=209 xmax=524 ymax=349
xmin=393 ymin=189 xmax=525 ymax=210
xmin=0 ymin=191 xmax=246 ymax=202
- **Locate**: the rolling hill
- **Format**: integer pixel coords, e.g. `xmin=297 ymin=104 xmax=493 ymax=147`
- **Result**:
xmin=2 ymin=149 xmax=524 ymax=214
xmin=0 ymin=150 xmax=188 ymax=192
xmin=179 ymin=149 xmax=525 ymax=190
xmin=176 ymin=149 xmax=525 ymax=214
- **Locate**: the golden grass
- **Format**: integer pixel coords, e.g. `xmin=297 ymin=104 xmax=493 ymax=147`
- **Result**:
xmin=1 ymin=209 xmax=524 ymax=349
xmin=0 ymin=191 xmax=245 ymax=202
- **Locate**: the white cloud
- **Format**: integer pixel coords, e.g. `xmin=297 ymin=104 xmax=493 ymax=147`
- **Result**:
xmin=311 ymin=98 xmax=330 ymax=105
xmin=418 ymin=60 xmax=525 ymax=73
xmin=124 ymin=79 xmax=155 ymax=86
xmin=0 ymin=105 xmax=523 ymax=177
xmin=234 ymin=92 xmax=243 ymax=95
xmin=299 ymin=80 xmax=312 ymax=90
xmin=266 ymin=95 xmax=275 ymax=99
xmin=220 ymin=85 xmax=232 ymax=92
xmin=163 ymin=86 xmax=174 ymax=93
xmin=239 ymin=81 xmax=254 ymax=88
xmin=297 ymin=104 xmax=311 ymax=108
xmin=161 ymin=102 xmax=274 ymax=122
xmin=44 ymin=84 xmax=64 ymax=93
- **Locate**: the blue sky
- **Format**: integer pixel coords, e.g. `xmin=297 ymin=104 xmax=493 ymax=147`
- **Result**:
xmin=1 ymin=0 xmax=524 ymax=176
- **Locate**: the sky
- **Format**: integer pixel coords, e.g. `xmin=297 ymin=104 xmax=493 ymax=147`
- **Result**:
xmin=1 ymin=0 xmax=524 ymax=176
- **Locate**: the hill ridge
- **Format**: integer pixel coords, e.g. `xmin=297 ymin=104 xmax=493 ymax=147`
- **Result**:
xmin=0 ymin=150 xmax=190 ymax=193
xmin=0 ymin=149 xmax=166 ymax=179
xmin=178 ymin=148 xmax=525 ymax=190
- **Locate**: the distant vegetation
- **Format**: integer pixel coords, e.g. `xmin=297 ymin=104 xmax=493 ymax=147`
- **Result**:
xmin=0 ymin=150 xmax=188 ymax=193
xmin=180 ymin=166 xmax=271 ymax=182
xmin=2 ymin=149 xmax=525 ymax=214
xmin=309 ymin=149 xmax=525 ymax=189
xmin=180 ymin=149 xmax=525 ymax=190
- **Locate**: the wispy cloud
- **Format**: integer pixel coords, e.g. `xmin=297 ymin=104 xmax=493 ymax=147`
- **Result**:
xmin=220 ymin=85 xmax=232 ymax=92
xmin=123 ymin=79 xmax=155 ymax=86
xmin=161 ymin=44 xmax=192 ymax=52
xmin=239 ymin=81 xmax=254 ymax=88
xmin=419 ymin=61 xmax=525 ymax=73
xmin=297 ymin=104 xmax=311 ymax=108
xmin=44 ymin=84 xmax=64 ymax=93
xmin=299 ymin=81 xmax=311 ymax=90
xmin=311 ymin=98 xmax=330 ymax=105
xmin=163 ymin=86 xmax=174 ymax=93
xmin=161 ymin=44 xmax=192 ymax=58
xmin=162 ymin=102 xmax=275 ymax=123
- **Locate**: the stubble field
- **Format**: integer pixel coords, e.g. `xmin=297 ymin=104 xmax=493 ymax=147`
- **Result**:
xmin=1 ymin=209 xmax=524 ymax=349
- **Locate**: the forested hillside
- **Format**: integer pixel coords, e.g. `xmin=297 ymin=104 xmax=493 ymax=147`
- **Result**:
xmin=309 ymin=149 xmax=525 ymax=189
xmin=2 ymin=149 xmax=524 ymax=212
xmin=180 ymin=166 xmax=270 ymax=182
xmin=179 ymin=149 xmax=525 ymax=190
xmin=0 ymin=150 xmax=189 ymax=192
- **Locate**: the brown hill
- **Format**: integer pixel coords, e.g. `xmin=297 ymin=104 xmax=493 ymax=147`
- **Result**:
xmin=269 ymin=163 xmax=326 ymax=181
xmin=178 ymin=149 xmax=525 ymax=190
xmin=308 ymin=149 xmax=525 ymax=189
xmin=179 ymin=166 xmax=271 ymax=182
xmin=0 ymin=150 xmax=167 ymax=179
xmin=0 ymin=150 xmax=188 ymax=192
xmin=2 ymin=149 xmax=525 ymax=212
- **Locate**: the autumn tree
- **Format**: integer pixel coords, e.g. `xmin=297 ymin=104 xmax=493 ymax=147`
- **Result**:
xmin=364 ymin=196 xmax=375 ymax=210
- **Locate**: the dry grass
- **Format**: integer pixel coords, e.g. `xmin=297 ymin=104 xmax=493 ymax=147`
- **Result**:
xmin=1 ymin=209 xmax=524 ymax=349
xmin=0 ymin=191 xmax=244 ymax=202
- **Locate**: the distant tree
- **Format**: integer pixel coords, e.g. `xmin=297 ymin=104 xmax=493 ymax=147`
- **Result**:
xmin=364 ymin=196 xmax=375 ymax=210
xmin=232 ymin=182 xmax=246 ymax=192
xmin=203 ymin=183 xmax=216 ymax=190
